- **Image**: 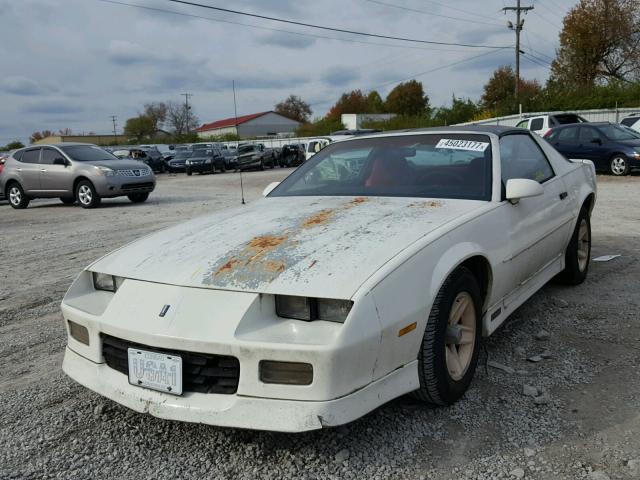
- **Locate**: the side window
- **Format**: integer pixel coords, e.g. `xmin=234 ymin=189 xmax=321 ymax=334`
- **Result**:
xmin=516 ymin=120 xmax=529 ymax=128
xmin=499 ymin=134 xmax=554 ymax=184
xmin=557 ymin=127 xmax=579 ymax=142
xmin=530 ymin=118 xmax=544 ymax=131
xmin=620 ymin=117 xmax=638 ymax=127
xmin=40 ymin=148 xmax=60 ymax=165
xmin=13 ymin=150 xmax=24 ymax=161
xmin=578 ymin=127 xmax=603 ymax=143
xmin=21 ymin=148 xmax=41 ymax=164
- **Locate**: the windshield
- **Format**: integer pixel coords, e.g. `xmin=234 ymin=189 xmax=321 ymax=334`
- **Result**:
xmin=238 ymin=145 xmax=254 ymax=154
xmin=173 ymin=151 xmax=191 ymax=159
xmin=598 ymin=124 xmax=640 ymax=141
xmin=60 ymin=145 xmax=119 ymax=162
xmin=271 ymin=134 xmax=492 ymax=200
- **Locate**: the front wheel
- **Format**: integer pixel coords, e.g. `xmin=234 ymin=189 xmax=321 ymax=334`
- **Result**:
xmin=7 ymin=183 xmax=30 ymax=209
xmin=557 ymin=208 xmax=591 ymax=285
xmin=610 ymin=155 xmax=630 ymax=176
xmin=76 ymin=180 xmax=101 ymax=209
xmin=413 ymin=266 xmax=481 ymax=406
xmin=128 ymin=192 xmax=149 ymax=203
xmin=186 ymin=169 xmax=192 ymax=176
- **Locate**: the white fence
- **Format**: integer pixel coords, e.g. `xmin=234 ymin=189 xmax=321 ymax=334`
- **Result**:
xmin=456 ymin=106 xmax=640 ymax=127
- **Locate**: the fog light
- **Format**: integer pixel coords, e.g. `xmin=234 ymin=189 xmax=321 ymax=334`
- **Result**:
xmin=259 ymin=361 xmax=313 ymax=385
xmin=68 ymin=320 xmax=90 ymax=346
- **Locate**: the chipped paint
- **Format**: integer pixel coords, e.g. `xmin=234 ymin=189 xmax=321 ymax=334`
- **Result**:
xmin=409 ymin=200 xmax=444 ymax=208
xmin=308 ymin=260 xmax=317 ymax=269
xmin=302 ymin=209 xmax=335 ymax=229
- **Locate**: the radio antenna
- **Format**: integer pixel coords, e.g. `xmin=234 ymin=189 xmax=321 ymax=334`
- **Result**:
xmin=233 ymin=80 xmax=245 ymax=205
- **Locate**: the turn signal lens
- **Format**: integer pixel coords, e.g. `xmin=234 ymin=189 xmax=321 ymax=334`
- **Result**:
xmin=259 ymin=361 xmax=313 ymax=385
xmin=68 ymin=320 xmax=90 ymax=345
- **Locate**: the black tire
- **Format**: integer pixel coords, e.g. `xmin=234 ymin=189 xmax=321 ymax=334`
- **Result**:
xmin=259 ymin=160 xmax=265 ymax=171
xmin=128 ymin=192 xmax=149 ymax=203
xmin=220 ymin=162 xmax=226 ymax=173
xmin=76 ymin=180 xmax=101 ymax=209
xmin=610 ymin=155 xmax=630 ymax=176
xmin=60 ymin=197 xmax=75 ymax=205
xmin=186 ymin=169 xmax=192 ymax=176
xmin=159 ymin=163 xmax=166 ymax=174
xmin=413 ymin=266 xmax=482 ymax=406
xmin=557 ymin=207 xmax=591 ymax=285
xmin=7 ymin=182 xmax=30 ymax=209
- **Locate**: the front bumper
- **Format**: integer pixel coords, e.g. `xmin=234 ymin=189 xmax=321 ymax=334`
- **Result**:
xmin=63 ymin=346 xmax=416 ymax=432
xmin=186 ymin=162 xmax=212 ymax=173
xmin=93 ymin=175 xmax=155 ymax=197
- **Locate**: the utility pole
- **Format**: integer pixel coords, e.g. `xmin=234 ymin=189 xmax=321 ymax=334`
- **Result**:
xmin=503 ymin=0 xmax=533 ymax=102
xmin=110 ymin=115 xmax=118 ymax=143
xmin=181 ymin=93 xmax=193 ymax=133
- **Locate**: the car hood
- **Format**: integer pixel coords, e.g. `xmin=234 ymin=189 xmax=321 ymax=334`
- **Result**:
xmin=90 ymin=196 xmax=488 ymax=298
xmin=87 ymin=160 xmax=152 ymax=170
xmin=187 ymin=155 xmax=210 ymax=161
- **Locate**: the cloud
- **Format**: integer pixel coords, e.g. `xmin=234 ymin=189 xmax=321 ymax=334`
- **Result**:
xmin=23 ymin=100 xmax=84 ymax=115
xmin=1 ymin=76 xmax=49 ymax=95
xmin=107 ymin=40 xmax=161 ymax=65
xmin=321 ymin=67 xmax=360 ymax=87
xmin=260 ymin=32 xmax=316 ymax=49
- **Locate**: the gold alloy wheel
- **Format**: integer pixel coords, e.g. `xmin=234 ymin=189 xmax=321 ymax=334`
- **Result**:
xmin=577 ymin=218 xmax=590 ymax=272
xmin=445 ymin=292 xmax=476 ymax=381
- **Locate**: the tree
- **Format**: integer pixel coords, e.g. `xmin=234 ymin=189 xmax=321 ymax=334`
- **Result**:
xmin=166 ymin=101 xmax=199 ymax=136
xmin=480 ymin=66 xmax=542 ymax=115
xmin=384 ymin=80 xmax=430 ymax=116
xmin=296 ymin=116 xmax=344 ymax=136
xmin=327 ymin=90 xmax=371 ymax=119
xmin=275 ymin=95 xmax=312 ymax=123
xmin=123 ymin=115 xmax=155 ymax=140
xmin=549 ymin=0 xmax=640 ymax=89
xmin=3 ymin=141 xmax=25 ymax=150
xmin=432 ymin=96 xmax=480 ymax=126
xmin=58 ymin=128 xmax=73 ymax=135
xmin=366 ymin=91 xmax=385 ymax=113
xmin=143 ymin=102 xmax=168 ymax=131
xmin=29 ymin=130 xmax=54 ymax=144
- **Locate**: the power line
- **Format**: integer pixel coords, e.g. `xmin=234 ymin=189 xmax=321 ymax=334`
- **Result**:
xmin=364 ymin=0 xmax=504 ymax=27
xmin=165 ymin=0 xmax=511 ymax=49
xmin=181 ymin=93 xmax=193 ymax=133
xmin=96 ymin=0 xmax=499 ymax=52
xmin=110 ymin=115 xmax=118 ymax=141
xmin=418 ymin=0 xmax=504 ymax=23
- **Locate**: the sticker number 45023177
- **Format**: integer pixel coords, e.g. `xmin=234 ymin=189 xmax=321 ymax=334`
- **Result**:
xmin=435 ymin=138 xmax=489 ymax=152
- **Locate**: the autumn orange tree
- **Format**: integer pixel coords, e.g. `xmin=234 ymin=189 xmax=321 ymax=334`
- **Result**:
xmin=549 ymin=0 xmax=640 ymax=89
xmin=480 ymin=66 xmax=542 ymax=115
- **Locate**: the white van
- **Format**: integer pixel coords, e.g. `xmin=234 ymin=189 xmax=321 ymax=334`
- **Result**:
xmin=516 ymin=113 xmax=588 ymax=136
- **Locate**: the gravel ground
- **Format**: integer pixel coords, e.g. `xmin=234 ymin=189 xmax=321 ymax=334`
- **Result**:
xmin=1 ymin=169 xmax=639 ymax=480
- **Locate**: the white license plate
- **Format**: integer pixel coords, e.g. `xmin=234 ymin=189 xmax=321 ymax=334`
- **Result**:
xmin=127 ymin=348 xmax=183 ymax=395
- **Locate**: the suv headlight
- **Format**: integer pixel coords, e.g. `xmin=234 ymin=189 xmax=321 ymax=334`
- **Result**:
xmin=275 ymin=296 xmax=353 ymax=323
xmin=94 ymin=166 xmax=115 ymax=176
xmin=92 ymin=272 xmax=124 ymax=292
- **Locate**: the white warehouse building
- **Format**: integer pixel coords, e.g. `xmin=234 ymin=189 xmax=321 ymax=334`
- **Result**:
xmin=195 ymin=111 xmax=301 ymax=139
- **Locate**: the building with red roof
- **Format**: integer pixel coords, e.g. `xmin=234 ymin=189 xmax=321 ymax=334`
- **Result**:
xmin=195 ymin=111 xmax=301 ymax=139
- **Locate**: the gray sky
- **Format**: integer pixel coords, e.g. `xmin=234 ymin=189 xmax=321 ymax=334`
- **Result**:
xmin=0 ymin=0 xmax=574 ymax=144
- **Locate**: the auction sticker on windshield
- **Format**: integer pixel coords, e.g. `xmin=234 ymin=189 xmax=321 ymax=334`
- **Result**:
xmin=128 ymin=348 xmax=183 ymax=395
xmin=436 ymin=139 xmax=489 ymax=152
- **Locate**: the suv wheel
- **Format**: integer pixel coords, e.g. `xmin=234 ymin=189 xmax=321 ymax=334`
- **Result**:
xmin=7 ymin=183 xmax=30 ymax=209
xmin=128 ymin=192 xmax=149 ymax=203
xmin=76 ymin=180 xmax=101 ymax=209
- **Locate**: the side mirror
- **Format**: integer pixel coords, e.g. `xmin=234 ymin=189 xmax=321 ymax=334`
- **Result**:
xmin=262 ymin=181 xmax=280 ymax=197
xmin=53 ymin=157 xmax=67 ymax=166
xmin=505 ymin=178 xmax=544 ymax=204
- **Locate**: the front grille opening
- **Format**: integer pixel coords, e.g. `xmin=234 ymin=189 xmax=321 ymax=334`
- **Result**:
xmin=121 ymin=182 xmax=154 ymax=193
xmin=101 ymin=334 xmax=240 ymax=394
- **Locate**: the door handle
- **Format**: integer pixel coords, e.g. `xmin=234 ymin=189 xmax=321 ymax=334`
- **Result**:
xmin=559 ymin=192 xmax=568 ymax=200
xmin=16 ymin=167 xmax=22 ymax=171
xmin=40 ymin=169 xmax=47 ymax=172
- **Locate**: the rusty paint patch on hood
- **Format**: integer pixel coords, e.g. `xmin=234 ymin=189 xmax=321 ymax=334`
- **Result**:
xmin=302 ymin=209 xmax=335 ymax=229
xmin=409 ymin=200 xmax=444 ymax=208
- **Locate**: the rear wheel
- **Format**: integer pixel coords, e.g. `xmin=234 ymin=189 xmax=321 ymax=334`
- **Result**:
xmin=186 ymin=169 xmax=192 ymax=176
xmin=610 ymin=155 xmax=630 ymax=176
xmin=60 ymin=197 xmax=75 ymax=205
xmin=128 ymin=192 xmax=149 ymax=203
xmin=259 ymin=160 xmax=265 ymax=171
xmin=413 ymin=266 xmax=481 ymax=406
xmin=7 ymin=183 xmax=30 ymax=209
xmin=76 ymin=180 xmax=101 ymax=209
xmin=557 ymin=208 xmax=591 ymax=285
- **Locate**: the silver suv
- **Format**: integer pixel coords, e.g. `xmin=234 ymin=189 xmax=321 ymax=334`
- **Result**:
xmin=1 ymin=143 xmax=155 ymax=209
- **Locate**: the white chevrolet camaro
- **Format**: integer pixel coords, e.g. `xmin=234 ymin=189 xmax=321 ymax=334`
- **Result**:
xmin=61 ymin=126 xmax=597 ymax=432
